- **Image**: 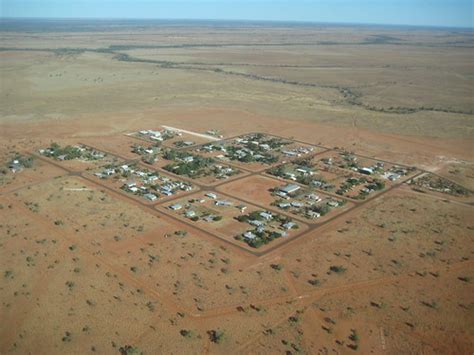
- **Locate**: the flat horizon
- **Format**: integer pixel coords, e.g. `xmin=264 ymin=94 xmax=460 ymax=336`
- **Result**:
xmin=1 ymin=17 xmax=472 ymax=31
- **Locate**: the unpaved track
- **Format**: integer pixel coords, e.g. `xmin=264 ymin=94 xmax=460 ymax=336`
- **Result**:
xmin=161 ymin=125 xmax=221 ymax=141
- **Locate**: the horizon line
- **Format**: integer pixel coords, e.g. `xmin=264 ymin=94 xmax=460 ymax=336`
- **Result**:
xmin=1 ymin=16 xmax=473 ymax=31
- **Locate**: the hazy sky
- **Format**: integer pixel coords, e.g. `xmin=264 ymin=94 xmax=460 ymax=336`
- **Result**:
xmin=1 ymin=0 xmax=473 ymax=28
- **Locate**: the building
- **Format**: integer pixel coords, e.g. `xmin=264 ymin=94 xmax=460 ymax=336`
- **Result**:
xmin=306 ymin=194 xmax=321 ymax=202
xmin=125 ymin=181 xmax=137 ymax=188
xmin=282 ymin=222 xmax=297 ymax=230
xmin=282 ymin=150 xmax=299 ymax=157
xmin=169 ymin=204 xmax=182 ymax=211
xmin=307 ymin=211 xmax=321 ymax=219
xmin=279 ymin=184 xmax=301 ymax=195
xmin=296 ymin=167 xmax=314 ymax=176
xmin=9 ymin=160 xmax=23 ymax=173
xmin=327 ymin=200 xmax=339 ymax=208
xmin=185 ymin=210 xmax=196 ymax=218
xmin=144 ymin=193 xmax=157 ymax=201
xmin=206 ymin=193 xmax=217 ymax=199
xmin=243 ymin=231 xmax=257 ymax=240
xmin=359 ymin=167 xmax=374 ymax=175
xmin=260 ymin=212 xmax=273 ymax=220
xmin=249 ymin=220 xmax=264 ymax=227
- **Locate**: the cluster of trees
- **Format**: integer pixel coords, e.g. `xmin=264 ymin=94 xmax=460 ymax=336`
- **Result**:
xmin=163 ymin=149 xmax=216 ymax=178
xmin=336 ymin=177 xmax=367 ymax=195
xmin=162 ymin=149 xmax=190 ymax=161
xmin=226 ymin=145 xmax=278 ymax=164
xmin=12 ymin=154 xmax=34 ymax=168
xmin=44 ymin=143 xmax=83 ymax=160
xmin=43 ymin=143 xmax=104 ymax=161
xmin=245 ymin=133 xmax=291 ymax=149
xmin=267 ymin=164 xmax=287 ymax=177
xmin=164 ymin=159 xmax=212 ymax=178
xmin=236 ymin=229 xmax=284 ymax=248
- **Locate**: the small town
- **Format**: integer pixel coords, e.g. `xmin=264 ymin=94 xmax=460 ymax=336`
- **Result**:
xmin=93 ymin=162 xmax=194 ymax=202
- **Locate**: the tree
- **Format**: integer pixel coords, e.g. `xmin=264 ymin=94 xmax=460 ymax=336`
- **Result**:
xmin=119 ymin=345 xmax=143 ymax=355
xmin=207 ymin=329 xmax=224 ymax=344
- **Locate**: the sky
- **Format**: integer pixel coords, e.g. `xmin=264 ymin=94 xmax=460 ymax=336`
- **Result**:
xmin=1 ymin=0 xmax=473 ymax=28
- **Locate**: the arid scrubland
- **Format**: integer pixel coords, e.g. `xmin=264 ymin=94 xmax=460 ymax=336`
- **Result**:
xmin=1 ymin=20 xmax=473 ymax=354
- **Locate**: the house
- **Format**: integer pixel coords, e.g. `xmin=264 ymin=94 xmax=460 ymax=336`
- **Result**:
xmin=282 ymin=150 xmax=299 ymax=157
xmin=125 ymin=181 xmax=137 ymax=188
xmin=121 ymin=164 xmax=130 ymax=172
xmin=249 ymin=220 xmax=264 ymax=227
xmin=9 ymin=160 xmax=23 ymax=173
xmin=327 ymin=200 xmax=339 ymax=208
xmin=260 ymin=144 xmax=270 ymax=150
xmin=359 ymin=167 xmax=374 ymax=175
xmin=215 ymin=200 xmax=232 ymax=207
xmin=203 ymin=215 xmax=217 ymax=222
xmin=384 ymin=172 xmax=401 ymax=181
xmin=278 ymin=202 xmax=291 ymax=209
xmin=235 ymin=150 xmax=247 ymax=158
xmin=279 ymin=184 xmax=301 ymax=195
xmin=276 ymin=191 xmax=289 ymax=199
xmin=243 ymin=231 xmax=257 ymax=240
xmin=306 ymin=194 xmax=321 ymax=202
xmin=282 ymin=222 xmax=297 ymax=230
xmin=260 ymin=212 xmax=273 ymax=220
xmin=182 ymin=184 xmax=193 ymax=191
xmin=185 ymin=210 xmax=196 ymax=218
xmin=144 ymin=193 xmax=157 ymax=201
xmin=285 ymin=172 xmax=297 ymax=180
xmin=307 ymin=211 xmax=321 ymax=219
xmin=148 ymin=130 xmax=162 ymax=137
xmin=291 ymin=201 xmax=304 ymax=208
xmin=182 ymin=156 xmax=194 ymax=163
xmin=147 ymin=175 xmax=159 ymax=182
xmin=183 ymin=141 xmax=194 ymax=146
xmin=296 ymin=167 xmax=314 ymax=176
xmin=206 ymin=193 xmax=217 ymax=199
xmin=169 ymin=204 xmax=182 ymax=211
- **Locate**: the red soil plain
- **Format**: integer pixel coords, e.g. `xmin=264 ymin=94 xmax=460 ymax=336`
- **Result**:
xmin=1 ymin=21 xmax=473 ymax=354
